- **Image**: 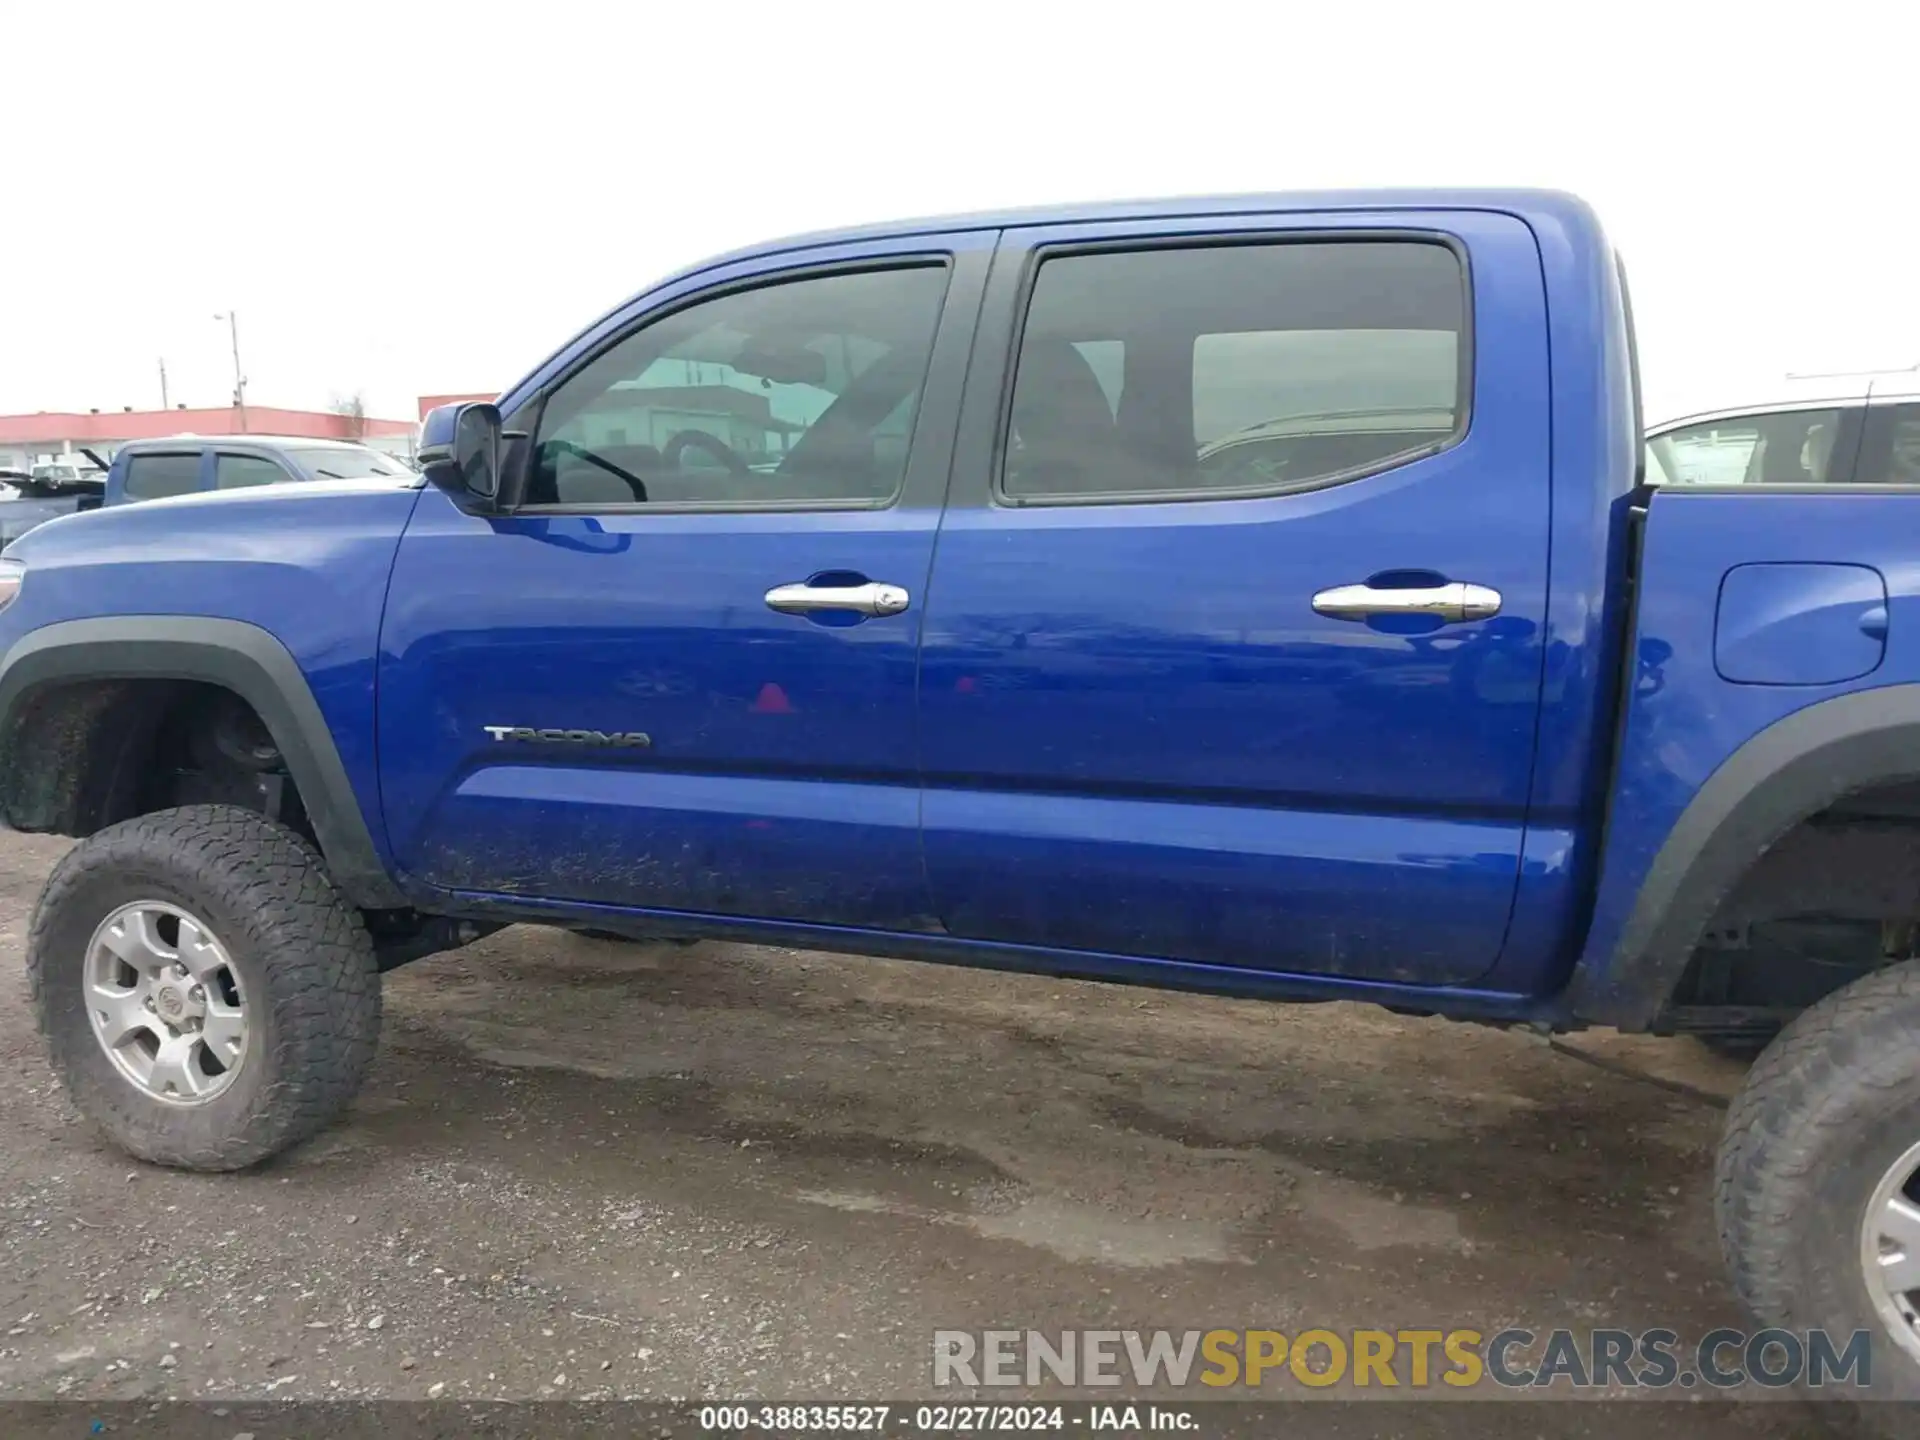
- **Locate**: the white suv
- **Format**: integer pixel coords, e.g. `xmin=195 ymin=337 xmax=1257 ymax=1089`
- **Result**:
xmin=1646 ymin=367 xmax=1920 ymax=488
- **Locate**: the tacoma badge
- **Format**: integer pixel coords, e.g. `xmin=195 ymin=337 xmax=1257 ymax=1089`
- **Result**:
xmin=483 ymin=726 xmax=652 ymax=748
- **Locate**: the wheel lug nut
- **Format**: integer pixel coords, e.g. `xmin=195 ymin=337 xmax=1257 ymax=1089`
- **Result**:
xmin=143 ymin=996 xmax=156 ymax=1010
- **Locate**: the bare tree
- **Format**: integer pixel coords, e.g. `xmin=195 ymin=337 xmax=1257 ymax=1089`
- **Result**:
xmin=331 ymin=391 xmax=369 ymax=440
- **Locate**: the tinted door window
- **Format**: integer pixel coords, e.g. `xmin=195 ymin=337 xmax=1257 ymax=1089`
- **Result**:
xmin=122 ymin=452 xmax=203 ymax=499
xmin=215 ymin=454 xmax=293 ymax=489
xmin=1648 ymin=408 xmax=1843 ymax=485
xmin=1857 ymin=404 xmax=1920 ymax=485
xmin=1000 ymin=241 xmax=1467 ymax=502
xmin=528 ymin=265 xmax=949 ymax=507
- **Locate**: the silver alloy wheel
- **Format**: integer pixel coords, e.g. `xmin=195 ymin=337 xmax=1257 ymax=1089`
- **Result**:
xmin=84 ymin=901 xmax=248 ymax=1104
xmin=1862 ymin=1137 xmax=1920 ymax=1365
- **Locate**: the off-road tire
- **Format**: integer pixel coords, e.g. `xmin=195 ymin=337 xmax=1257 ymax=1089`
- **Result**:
xmin=28 ymin=805 xmax=381 ymax=1170
xmin=1716 ymin=959 xmax=1920 ymax=1425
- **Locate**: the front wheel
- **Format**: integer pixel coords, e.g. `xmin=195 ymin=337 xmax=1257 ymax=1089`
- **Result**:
xmin=1716 ymin=961 xmax=1920 ymax=1420
xmin=28 ymin=805 xmax=381 ymax=1170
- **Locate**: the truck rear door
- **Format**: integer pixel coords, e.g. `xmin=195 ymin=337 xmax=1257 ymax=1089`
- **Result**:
xmin=915 ymin=210 xmax=1552 ymax=984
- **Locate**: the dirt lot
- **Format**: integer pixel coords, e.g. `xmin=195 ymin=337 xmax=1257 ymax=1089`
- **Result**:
xmin=0 ymin=828 xmax=1823 ymax=1433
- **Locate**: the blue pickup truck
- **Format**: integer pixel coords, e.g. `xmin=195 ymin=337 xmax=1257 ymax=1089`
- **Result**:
xmin=2 ymin=189 xmax=1917 ymax=1401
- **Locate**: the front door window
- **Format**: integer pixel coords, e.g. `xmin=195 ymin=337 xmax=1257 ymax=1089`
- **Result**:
xmin=526 ymin=266 xmax=949 ymax=508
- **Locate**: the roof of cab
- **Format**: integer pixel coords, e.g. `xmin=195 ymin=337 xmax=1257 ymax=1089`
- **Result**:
xmin=497 ymin=188 xmax=1608 ymax=409
xmin=674 ymin=187 xmax=1600 ymax=278
xmin=115 ymin=434 xmax=387 ymax=453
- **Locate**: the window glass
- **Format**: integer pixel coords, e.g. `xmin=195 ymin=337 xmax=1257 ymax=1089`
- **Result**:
xmin=122 ymin=452 xmax=202 ymax=499
xmin=14 ymin=464 xmax=102 ymax=497
xmin=287 ymin=447 xmax=408 ymax=479
xmin=1856 ymin=404 xmax=1920 ymax=485
xmin=30 ymin=461 xmax=103 ymax=486
xmin=1647 ymin=409 xmax=1843 ymax=485
xmin=215 ymin=454 xmax=293 ymax=489
xmin=1001 ymin=241 xmax=1465 ymax=502
xmin=1071 ymin=340 xmax=1124 ymax=418
xmin=528 ymin=265 xmax=949 ymax=507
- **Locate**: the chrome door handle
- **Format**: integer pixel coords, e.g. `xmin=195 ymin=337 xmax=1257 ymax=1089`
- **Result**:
xmin=764 ymin=581 xmax=910 ymax=617
xmin=1311 ymin=582 xmax=1502 ymax=623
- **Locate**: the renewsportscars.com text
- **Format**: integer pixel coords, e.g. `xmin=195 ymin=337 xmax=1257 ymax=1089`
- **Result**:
xmin=933 ymin=1327 xmax=1875 ymax=1391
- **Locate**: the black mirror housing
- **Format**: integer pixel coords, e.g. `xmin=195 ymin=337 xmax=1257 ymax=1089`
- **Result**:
xmin=418 ymin=402 xmax=503 ymax=507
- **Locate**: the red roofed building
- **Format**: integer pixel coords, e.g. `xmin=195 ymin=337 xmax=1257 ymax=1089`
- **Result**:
xmin=0 ymin=405 xmax=418 ymax=472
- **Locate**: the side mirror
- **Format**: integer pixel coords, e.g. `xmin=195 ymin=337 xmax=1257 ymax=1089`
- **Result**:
xmin=418 ymin=402 xmax=502 ymax=507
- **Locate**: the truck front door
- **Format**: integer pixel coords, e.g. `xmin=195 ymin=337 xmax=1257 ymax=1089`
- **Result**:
xmin=378 ymin=237 xmax=987 ymax=928
xmin=916 ymin=212 xmax=1552 ymax=985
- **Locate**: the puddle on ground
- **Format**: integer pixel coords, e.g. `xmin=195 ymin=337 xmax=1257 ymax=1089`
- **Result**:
xmin=797 ymin=1187 xmax=908 ymax=1216
xmin=796 ymin=1187 xmax=1245 ymax=1269
xmin=966 ymin=1195 xmax=1243 ymax=1268
xmin=1280 ymin=1164 xmax=1465 ymax=1252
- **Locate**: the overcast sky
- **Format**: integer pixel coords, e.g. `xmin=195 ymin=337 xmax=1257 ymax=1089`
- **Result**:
xmin=4 ymin=1 xmax=1914 ymax=427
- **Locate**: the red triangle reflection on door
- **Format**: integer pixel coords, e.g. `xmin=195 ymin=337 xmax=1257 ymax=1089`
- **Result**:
xmin=752 ymin=682 xmax=794 ymax=714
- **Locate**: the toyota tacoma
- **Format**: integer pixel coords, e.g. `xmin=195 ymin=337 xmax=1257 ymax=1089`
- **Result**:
xmin=3 ymin=189 xmax=1919 ymax=1408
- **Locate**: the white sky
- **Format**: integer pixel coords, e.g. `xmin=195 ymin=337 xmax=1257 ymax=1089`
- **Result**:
xmin=4 ymin=1 xmax=1915 ymax=427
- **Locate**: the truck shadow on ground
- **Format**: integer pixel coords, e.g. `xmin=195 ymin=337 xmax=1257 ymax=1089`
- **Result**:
xmin=268 ymin=929 xmax=1737 ymax=1295
xmin=0 ymin=917 xmax=1808 ymax=1428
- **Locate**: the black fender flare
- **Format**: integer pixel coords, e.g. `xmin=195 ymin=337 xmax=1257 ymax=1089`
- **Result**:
xmin=0 ymin=616 xmax=405 ymax=909
xmin=1569 ymin=683 xmax=1920 ymax=1028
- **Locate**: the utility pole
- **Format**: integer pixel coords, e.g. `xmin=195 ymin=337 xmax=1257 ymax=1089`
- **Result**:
xmin=213 ymin=311 xmax=248 ymax=432
xmin=158 ymin=358 xmax=169 ymax=411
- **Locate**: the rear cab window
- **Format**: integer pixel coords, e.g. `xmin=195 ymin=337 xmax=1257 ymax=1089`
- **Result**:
xmin=286 ymin=448 xmax=409 ymax=481
xmin=215 ymin=453 xmax=294 ymax=489
xmin=122 ymin=451 xmax=204 ymax=500
xmin=999 ymin=239 xmax=1468 ymax=504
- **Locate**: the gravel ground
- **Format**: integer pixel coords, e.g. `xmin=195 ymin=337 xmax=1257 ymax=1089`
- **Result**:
xmin=0 ymin=828 xmax=1827 ymax=1433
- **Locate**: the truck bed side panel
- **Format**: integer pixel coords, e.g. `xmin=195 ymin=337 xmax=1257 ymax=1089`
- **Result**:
xmin=1572 ymin=487 xmax=1920 ymax=1024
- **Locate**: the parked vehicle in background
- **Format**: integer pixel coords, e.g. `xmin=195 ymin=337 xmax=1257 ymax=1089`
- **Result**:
xmin=0 ymin=438 xmax=414 ymax=551
xmin=26 ymin=459 xmax=107 ymax=489
xmin=5 ymin=191 xmax=1920 ymax=1421
xmin=1647 ymin=366 xmax=1920 ymax=487
xmin=0 ymin=464 xmax=105 ymax=551
xmin=100 ymin=435 xmax=414 ymax=505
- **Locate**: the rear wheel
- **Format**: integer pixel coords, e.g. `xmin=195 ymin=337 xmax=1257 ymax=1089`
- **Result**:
xmin=28 ymin=805 xmax=380 ymax=1170
xmin=1716 ymin=960 xmax=1920 ymax=1424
